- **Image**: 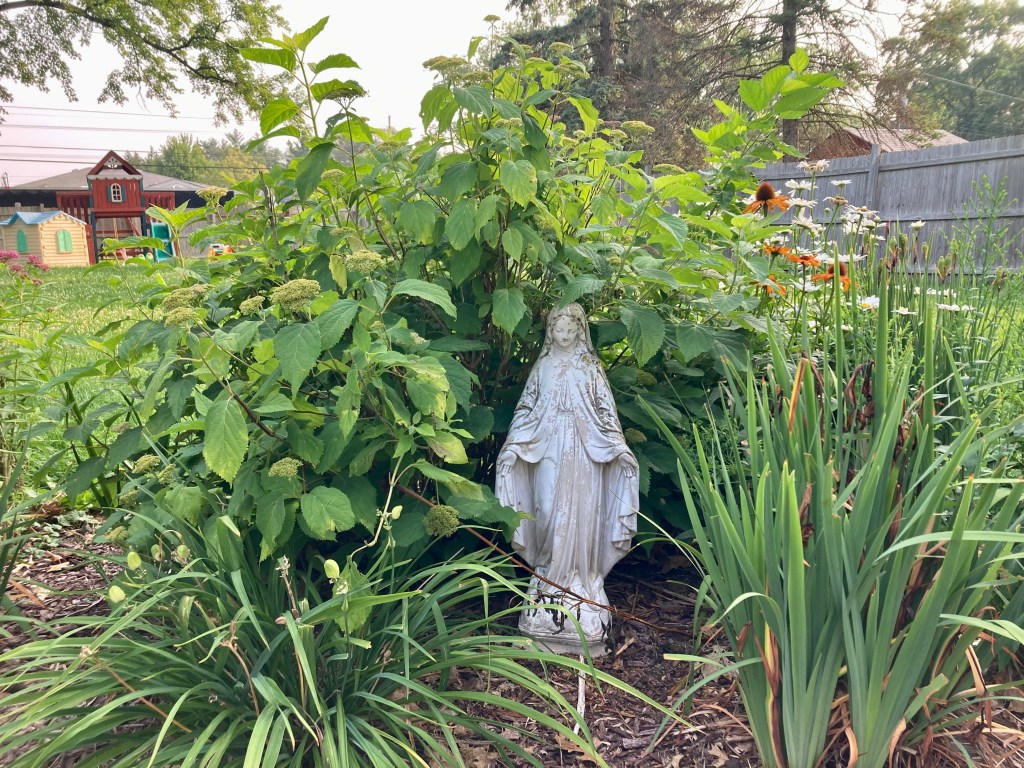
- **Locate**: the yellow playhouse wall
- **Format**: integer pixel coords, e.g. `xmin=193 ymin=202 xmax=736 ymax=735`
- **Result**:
xmin=1 ymin=217 xmax=90 ymax=267
xmin=39 ymin=218 xmax=90 ymax=267
xmin=1 ymin=221 xmax=40 ymax=255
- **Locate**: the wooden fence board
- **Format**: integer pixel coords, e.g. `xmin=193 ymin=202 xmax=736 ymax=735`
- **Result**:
xmin=757 ymin=135 xmax=1024 ymax=269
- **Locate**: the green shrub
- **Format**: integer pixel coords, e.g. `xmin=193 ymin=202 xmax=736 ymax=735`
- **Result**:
xmin=0 ymin=258 xmax=151 ymax=506
xmin=91 ymin=24 xmax=838 ymax=562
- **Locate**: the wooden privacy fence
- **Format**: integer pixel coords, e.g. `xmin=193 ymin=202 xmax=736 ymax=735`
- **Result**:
xmin=757 ymin=134 xmax=1024 ymax=270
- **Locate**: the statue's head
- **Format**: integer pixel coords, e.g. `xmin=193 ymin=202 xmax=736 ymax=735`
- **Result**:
xmin=543 ymin=302 xmax=594 ymax=355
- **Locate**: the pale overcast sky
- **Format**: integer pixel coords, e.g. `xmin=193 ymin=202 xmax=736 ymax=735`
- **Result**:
xmin=1 ymin=0 xmax=909 ymax=187
xmin=0 ymin=1 xmax=510 ymax=186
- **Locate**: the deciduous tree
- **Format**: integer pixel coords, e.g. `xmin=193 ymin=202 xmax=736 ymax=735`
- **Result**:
xmin=877 ymin=0 xmax=1024 ymax=141
xmin=127 ymin=131 xmax=286 ymax=184
xmin=0 ymin=0 xmax=286 ymax=119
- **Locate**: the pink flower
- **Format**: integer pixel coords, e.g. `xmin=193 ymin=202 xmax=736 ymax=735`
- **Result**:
xmin=0 ymin=250 xmax=49 ymax=281
xmin=26 ymin=254 xmax=50 ymax=271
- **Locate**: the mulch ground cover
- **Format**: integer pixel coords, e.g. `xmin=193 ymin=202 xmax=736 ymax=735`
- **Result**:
xmin=3 ymin=517 xmax=1023 ymax=767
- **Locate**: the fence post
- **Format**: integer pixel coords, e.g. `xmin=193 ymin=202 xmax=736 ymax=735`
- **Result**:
xmin=865 ymin=144 xmax=882 ymax=212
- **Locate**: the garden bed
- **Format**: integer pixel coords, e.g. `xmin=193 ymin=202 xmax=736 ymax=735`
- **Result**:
xmin=5 ymin=519 xmax=1022 ymax=767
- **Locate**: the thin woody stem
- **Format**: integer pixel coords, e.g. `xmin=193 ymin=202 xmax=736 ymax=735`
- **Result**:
xmin=394 ymin=483 xmax=687 ymax=637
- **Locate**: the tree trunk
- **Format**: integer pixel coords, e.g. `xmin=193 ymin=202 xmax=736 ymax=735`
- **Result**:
xmin=596 ymin=0 xmax=617 ymax=80
xmin=780 ymin=0 xmax=799 ymax=159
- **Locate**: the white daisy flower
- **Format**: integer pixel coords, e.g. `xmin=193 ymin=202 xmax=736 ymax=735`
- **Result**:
xmin=794 ymin=278 xmax=822 ymax=292
xmin=819 ymin=253 xmax=865 ymax=266
xmin=786 ymin=179 xmax=813 ymax=191
xmin=793 ymin=210 xmax=822 ymax=234
xmin=857 ymin=296 xmax=880 ymax=310
xmin=799 ymin=159 xmax=830 ymax=173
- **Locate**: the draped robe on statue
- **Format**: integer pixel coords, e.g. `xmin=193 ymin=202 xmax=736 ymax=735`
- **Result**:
xmin=497 ymin=349 xmax=638 ymax=654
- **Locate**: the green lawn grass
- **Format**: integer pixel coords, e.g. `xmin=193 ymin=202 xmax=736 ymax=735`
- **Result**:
xmin=1 ymin=264 xmax=156 ymax=491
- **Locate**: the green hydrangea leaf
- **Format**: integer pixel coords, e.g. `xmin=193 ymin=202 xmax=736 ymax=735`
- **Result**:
xmin=315 ymin=298 xmax=360 ymax=350
xmin=203 ymin=396 xmax=248 ymax=483
xmin=491 ymin=287 xmax=527 ymax=334
xmin=274 ymin=322 xmax=322 ymax=393
xmin=620 ymin=304 xmax=666 ymax=368
xmin=392 ymin=279 xmax=457 ymax=318
xmin=397 ymin=200 xmax=438 ymax=244
xmin=300 ymin=486 xmax=355 ymax=540
xmin=426 ymin=431 xmax=468 ymax=464
xmin=445 ymin=198 xmax=478 ymax=251
xmin=498 ymin=159 xmax=537 ymax=207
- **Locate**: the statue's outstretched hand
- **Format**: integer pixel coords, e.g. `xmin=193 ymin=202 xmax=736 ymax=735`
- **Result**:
xmin=617 ymin=452 xmax=638 ymax=477
xmin=497 ymin=451 xmax=517 ymax=477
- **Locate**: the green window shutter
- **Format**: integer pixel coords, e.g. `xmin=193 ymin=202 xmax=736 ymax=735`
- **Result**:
xmin=15 ymin=229 xmax=28 ymax=254
xmin=57 ymin=229 xmax=72 ymax=252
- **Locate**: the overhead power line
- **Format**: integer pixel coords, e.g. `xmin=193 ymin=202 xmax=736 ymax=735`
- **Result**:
xmin=920 ymin=72 xmax=1024 ymax=106
xmin=0 ymin=143 xmax=262 ymax=153
xmin=0 ymin=157 xmax=268 ymax=171
xmin=0 ymin=103 xmax=258 ymax=122
xmin=0 ymin=123 xmax=225 ymax=134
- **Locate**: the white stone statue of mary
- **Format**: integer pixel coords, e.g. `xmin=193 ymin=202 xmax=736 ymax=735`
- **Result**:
xmin=496 ymin=302 xmax=639 ymax=654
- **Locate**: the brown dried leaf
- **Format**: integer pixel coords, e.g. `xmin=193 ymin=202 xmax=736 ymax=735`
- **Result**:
xmin=461 ymin=744 xmax=494 ymax=768
xmin=708 ymin=741 xmax=729 ymax=767
xmin=553 ymin=734 xmax=602 ymax=764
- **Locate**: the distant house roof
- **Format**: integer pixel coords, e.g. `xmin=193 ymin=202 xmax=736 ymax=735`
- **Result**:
xmin=15 ymin=166 xmax=207 ymax=193
xmin=2 ymin=210 xmax=88 ymax=226
xmin=849 ymin=127 xmax=966 ymax=153
xmin=808 ymin=127 xmax=968 ymax=160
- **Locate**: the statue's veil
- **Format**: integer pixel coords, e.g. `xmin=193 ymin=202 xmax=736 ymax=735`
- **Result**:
xmin=538 ymin=302 xmax=596 ymax=358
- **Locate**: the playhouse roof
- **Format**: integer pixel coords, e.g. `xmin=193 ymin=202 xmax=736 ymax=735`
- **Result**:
xmin=1 ymin=210 xmax=88 ymax=226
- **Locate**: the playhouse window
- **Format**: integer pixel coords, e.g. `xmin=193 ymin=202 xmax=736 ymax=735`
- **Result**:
xmin=109 ymin=184 xmax=123 ymax=203
xmin=57 ymin=229 xmax=73 ymax=252
xmin=16 ymin=230 xmax=28 ymax=254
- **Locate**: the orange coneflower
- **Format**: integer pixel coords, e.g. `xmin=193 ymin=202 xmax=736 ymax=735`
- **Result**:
xmin=811 ymin=261 xmax=850 ymax=291
xmin=762 ymin=241 xmax=793 ymax=258
xmin=786 ymin=251 xmax=821 ymax=268
xmin=751 ymin=274 xmax=787 ymax=296
xmin=744 ymin=182 xmax=790 ymax=215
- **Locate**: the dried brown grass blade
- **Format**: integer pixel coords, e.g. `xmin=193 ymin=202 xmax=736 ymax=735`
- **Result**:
xmin=887 ymin=717 xmax=906 ymax=766
xmin=965 ymin=644 xmax=992 ymax=729
xmin=788 ymin=358 xmax=808 ymax=433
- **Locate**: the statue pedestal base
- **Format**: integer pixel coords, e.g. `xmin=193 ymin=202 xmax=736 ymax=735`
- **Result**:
xmin=518 ymin=581 xmax=613 ymax=657
xmin=524 ymin=632 xmax=610 ymax=658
